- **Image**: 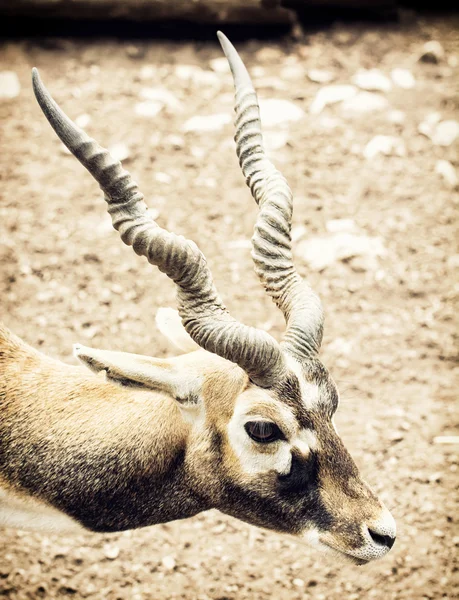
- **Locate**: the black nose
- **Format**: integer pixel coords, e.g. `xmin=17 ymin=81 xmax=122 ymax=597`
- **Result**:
xmin=368 ymin=529 xmax=396 ymax=549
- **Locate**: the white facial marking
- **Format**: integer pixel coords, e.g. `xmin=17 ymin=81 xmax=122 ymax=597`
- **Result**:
xmin=284 ymin=355 xmax=320 ymax=409
xmin=227 ymin=395 xmax=294 ymax=476
xmin=295 ymin=429 xmax=319 ymax=453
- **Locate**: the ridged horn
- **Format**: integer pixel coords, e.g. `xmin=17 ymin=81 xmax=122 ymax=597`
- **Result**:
xmin=217 ymin=31 xmax=324 ymax=358
xmin=32 ymin=67 xmax=286 ymax=387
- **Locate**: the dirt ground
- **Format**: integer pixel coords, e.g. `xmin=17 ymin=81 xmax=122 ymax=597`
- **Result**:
xmin=0 ymin=13 xmax=458 ymax=600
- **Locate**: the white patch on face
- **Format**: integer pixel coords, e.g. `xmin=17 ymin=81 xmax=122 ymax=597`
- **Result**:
xmin=227 ymin=396 xmax=293 ymax=476
xmin=294 ymin=429 xmax=319 ymax=454
xmin=284 ymin=355 xmax=320 ymax=409
xmin=227 ymin=394 xmax=320 ymax=476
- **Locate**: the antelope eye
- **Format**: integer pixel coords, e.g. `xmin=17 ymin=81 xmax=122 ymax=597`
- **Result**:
xmin=245 ymin=421 xmax=284 ymax=444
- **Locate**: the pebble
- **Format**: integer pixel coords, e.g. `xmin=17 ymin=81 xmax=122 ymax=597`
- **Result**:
xmin=420 ymin=501 xmax=435 ymax=513
xmin=135 ymin=100 xmax=163 ymax=118
xmin=175 ymin=65 xmax=220 ymax=87
xmin=352 ymin=69 xmax=392 ymax=93
xmin=182 ymin=113 xmax=231 ymax=133
xmin=139 ymin=64 xmax=158 ymax=79
xmin=363 ymin=135 xmax=406 ymax=160
xmin=281 ymin=64 xmax=305 ymax=80
xmin=0 ymin=71 xmax=20 ymax=99
xmin=419 ymin=40 xmax=445 ymax=64
xmin=164 ymin=133 xmax=185 ymax=149
xmin=341 ymin=91 xmax=389 ymax=114
xmin=433 ymin=529 xmax=445 ymax=538
xmin=307 ymin=69 xmax=335 ymax=84
xmin=75 ymin=113 xmax=91 ymax=128
xmin=297 ymin=232 xmax=385 ymax=271
xmin=140 ymin=87 xmax=181 ymax=112
xmin=126 ymin=45 xmax=145 ymax=59
xmin=435 ymin=160 xmax=458 ymax=188
xmin=209 ymin=57 xmax=229 ymax=73
xmin=310 ymin=84 xmax=357 ymax=115
xmin=161 ymin=555 xmax=176 ymax=571
xmin=255 ymin=47 xmax=283 ymax=63
xmin=103 ymin=544 xmax=119 ymax=560
xmin=387 ymin=109 xmax=406 ymax=124
xmin=293 ymin=578 xmax=305 ymax=588
xmin=418 ymin=112 xmax=441 ymax=138
xmin=264 ymin=130 xmax=290 ymax=151
xmin=109 ymin=142 xmax=130 ymax=162
xmin=391 ymin=68 xmax=416 ymax=89
xmin=259 ymin=98 xmax=304 ymax=127
xmin=433 ymin=436 xmax=459 ymax=444
xmin=325 ymin=218 xmax=356 ymax=233
xmin=430 ymin=120 xmax=459 ymax=147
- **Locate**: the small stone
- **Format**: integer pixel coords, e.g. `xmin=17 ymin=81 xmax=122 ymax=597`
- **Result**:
xmin=391 ymin=68 xmax=416 ymax=89
xmin=209 ymin=57 xmax=229 ymax=73
xmin=264 ymin=130 xmax=289 ymax=151
xmin=453 ymin=536 xmax=459 ymax=546
xmin=291 ymin=225 xmax=307 ymax=242
xmin=387 ymin=110 xmax=406 ymax=124
xmin=155 ymin=172 xmax=172 ymax=184
xmin=135 ymin=100 xmax=163 ymax=118
xmin=281 ymin=64 xmax=305 ymax=80
xmin=103 ymin=544 xmax=119 ymax=560
xmin=164 ymin=134 xmax=185 ymax=149
xmin=307 ymin=69 xmax=335 ymax=84
xmin=259 ymin=98 xmax=304 ymax=127
xmin=428 ymin=472 xmax=442 ymax=483
xmin=175 ymin=65 xmax=219 ymax=87
xmin=436 ymin=160 xmax=458 ymax=188
xmin=433 ymin=436 xmax=459 ymax=444
xmin=419 ymin=41 xmax=445 ymax=64
xmin=341 ymin=92 xmax=389 ymax=114
xmin=0 ymin=71 xmax=20 ymax=99
xmin=140 ymin=87 xmax=181 ymax=112
xmin=325 ymin=218 xmax=356 ymax=233
xmin=310 ymin=85 xmax=357 ymax=115
xmin=255 ymin=47 xmax=283 ymax=63
xmin=126 ymin=45 xmax=145 ymax=59
xmin=293 ymin=578 xmax=305 ymax=588
xmin=139 ymin=64 xmax=158 ymax=79
xmin=352 ymin=69 xmax=392 ymax=93
xmin=75 ymin=113 xmax=91 ymax=128
xmin=388 ymin=432 xmax=404 ymax=443
xmin=363 ymin=135 xmax=406 ymax=160
xmin=433 ymin=529 xmax=445 ymax=538
xmin=297 ymin=232 xmax=385 ymax=272
xmin=109 ymin=143 xmax=130 ymax=162
xmin=431 ymin=120 xmax=459 ymax=147
xmin=182 ymin=113 xmax=231 ymax=133
xmin=161 ymin=555 xmax=176 ymax=571
xmin=420 ymin=501 xmax=435 ymax=514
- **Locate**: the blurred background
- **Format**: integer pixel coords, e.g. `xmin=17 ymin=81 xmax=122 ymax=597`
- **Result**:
xmin=0 ymin=1 xmax=457 ymax=599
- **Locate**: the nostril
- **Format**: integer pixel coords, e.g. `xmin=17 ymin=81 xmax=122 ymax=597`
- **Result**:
xmin=368 ymin=528 xmax=396 ymax=549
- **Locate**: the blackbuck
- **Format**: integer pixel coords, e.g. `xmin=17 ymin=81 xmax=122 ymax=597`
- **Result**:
xmin=0 ymin=32 xmax=396 ymax=564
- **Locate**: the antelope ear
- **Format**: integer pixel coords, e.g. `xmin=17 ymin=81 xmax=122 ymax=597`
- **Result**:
xmin=73 ymin=344 xmax=202 ymax=415
xmin=155 ymin=307 xmax=200 ymax=352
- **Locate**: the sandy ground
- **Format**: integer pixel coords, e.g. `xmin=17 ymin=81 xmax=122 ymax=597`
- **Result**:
xmin=0 ymin=14 xmax=458 ymax=600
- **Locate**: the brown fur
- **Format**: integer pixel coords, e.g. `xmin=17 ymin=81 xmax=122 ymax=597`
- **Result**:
xmin=0 ymin=322 xmax=394 ymax=562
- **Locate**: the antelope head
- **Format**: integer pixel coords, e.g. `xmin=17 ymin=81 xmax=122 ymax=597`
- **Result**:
xmin=31 ymin=32 xmax=396 ymax=564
